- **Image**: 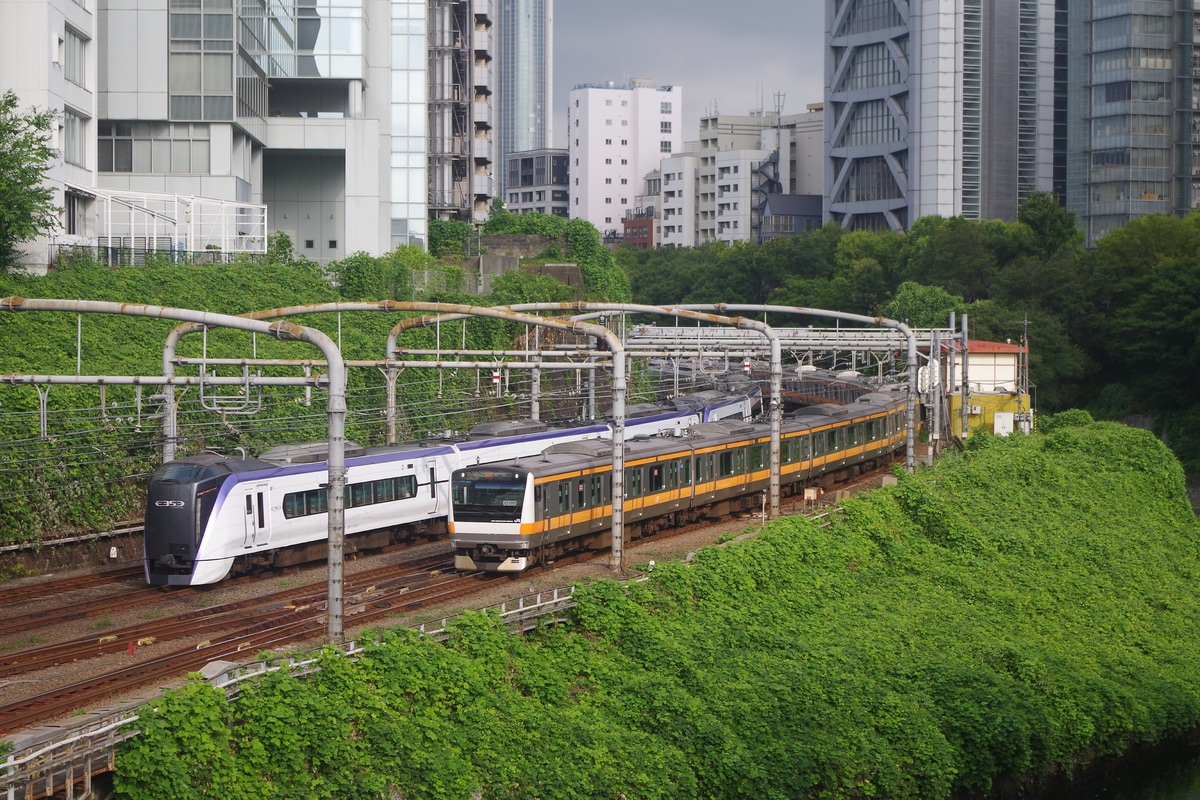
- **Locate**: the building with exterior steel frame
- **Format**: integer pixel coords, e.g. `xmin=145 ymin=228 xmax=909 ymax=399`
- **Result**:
xmin=824 ymin=0 xmax=1058 ymax=231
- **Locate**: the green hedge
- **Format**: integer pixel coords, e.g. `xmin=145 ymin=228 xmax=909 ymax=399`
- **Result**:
xmin=113 ymin=420 xmax=1200 ymax=798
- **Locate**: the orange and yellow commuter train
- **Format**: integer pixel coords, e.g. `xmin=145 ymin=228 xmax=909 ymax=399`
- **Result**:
xmin=449 ymin=389 xmax=908 ymax=572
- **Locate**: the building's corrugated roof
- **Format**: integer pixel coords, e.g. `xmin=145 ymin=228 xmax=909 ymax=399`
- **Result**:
xmin=967 ymin=339 xmax=1026 ymax=354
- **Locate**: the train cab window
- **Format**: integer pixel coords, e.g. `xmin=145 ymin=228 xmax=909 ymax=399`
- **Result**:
xmin=534 ymin=485 xmax=543 ymax=503
xmin=749 ymin=445 xmax=764 ymax=470
xmin=648 ymin=465 xmax=664 ymax=492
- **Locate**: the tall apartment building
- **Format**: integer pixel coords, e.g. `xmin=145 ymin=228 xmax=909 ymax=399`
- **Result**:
xmin=495 ymin=0 xmax=552 ymax=198
xmin=0 ymin=0 xmax=494 ymax=270
xmin=659 ymin=150 xmax=700 ymax=248
xmin=825 ymin=0 xmax=1058 ymax=231
xmin=659 ymin=106 xmax=825 ymax=246
xmin=567 ymin=79 xmax=683 ymax=236
xmin=695 ymin=113 xmax=770 ymax=243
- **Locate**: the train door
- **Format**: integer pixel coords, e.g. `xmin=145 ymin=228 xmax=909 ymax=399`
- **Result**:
xmin=425 ymin=458 xmax=440 ymax=513
xmin=242 ymin=483 xmax=270 ymax=547
xmin=538 ymin=483 xmax=550 ymax=531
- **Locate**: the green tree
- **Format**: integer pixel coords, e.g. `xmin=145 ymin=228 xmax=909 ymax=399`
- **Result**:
xmin=883 ymin=281 xmax=964 ymax=328
xmin=0 ymin=91 xmax=59 ymax=269
xmin=1016 ymin=190 xmax=1083 ymax=261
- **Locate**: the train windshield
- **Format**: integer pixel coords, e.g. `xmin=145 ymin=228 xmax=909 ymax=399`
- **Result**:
xmin=452 ymin=467 xmax=527 ymax=522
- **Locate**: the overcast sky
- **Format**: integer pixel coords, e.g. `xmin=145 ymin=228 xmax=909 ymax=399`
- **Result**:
xmin=551 ymin=1 xmax=825 ymax=147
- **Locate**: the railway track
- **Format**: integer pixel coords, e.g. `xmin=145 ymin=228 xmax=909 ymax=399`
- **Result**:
xmin=0 ymin=556 xmax=481 ymax=735
xmin=0 ymin=565 xmax=144 ymax=607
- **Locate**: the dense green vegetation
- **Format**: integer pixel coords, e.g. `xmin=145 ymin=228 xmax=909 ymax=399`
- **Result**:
xmin=113 ymin=419 xmax=1200 ymax=798
xmin=617 ymin=195 xmax=1200 ymax=473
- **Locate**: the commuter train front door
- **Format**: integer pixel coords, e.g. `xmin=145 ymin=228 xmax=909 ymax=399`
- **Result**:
xmin=243 ymin=483 xmax=270 ymax=547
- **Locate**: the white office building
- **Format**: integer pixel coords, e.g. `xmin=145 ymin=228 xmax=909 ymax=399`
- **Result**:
xmin=567 ymin=78 xmax=682 ymax=236
xmin=0 ymin=0 xmax=495 ymax=271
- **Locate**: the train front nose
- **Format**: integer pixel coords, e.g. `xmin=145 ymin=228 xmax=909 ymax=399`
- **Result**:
xmin=144 ymin=486 xmax=197 ymax=585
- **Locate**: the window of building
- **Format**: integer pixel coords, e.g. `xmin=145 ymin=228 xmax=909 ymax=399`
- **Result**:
xmin=98 ymin=120 xmax=211 ymax=174
xmin=661 ymin=101 xmax=672 ymax=113
xmin=660 ymin=121 xmax=672 ymax=133
xmin=605 ymin=217 xmax=612 ymax=223
xmin=606 ymin=119 xmax=613 ymax=126
xmin=605 ymin=99 xmax=612 ymax=106
xmin=605 ymin=197 xmax=612 ymax=204
xmin=575 ymin=119 xmax=579 ymax=127
xmin=64 ymin=28 xmax=87 ymax=87
xmin=605 ymin=178 xmax=612 ymax=184
xmin=305 ymin=240 xmax=315 ymax=248
xmin=63 ymin=110 xmax=86 ymax=166
xmin=328 ymin=239 xmax=337 ymax=249
xmin=620 ymin=178 xmax=627 ymax=185
xmin=660 ymin=141 xmax=671 ymax=153
xmin=621 ymin=139 xmax=627 ymax=145
xmin=605 ymin=158 xmax=612 ymax=164
xmin=621 ymin=119 xmax=628 ymax=126
xmin=621 ymin=100 xmax=628 ymax=106
xmin=620 ymin=158 xmax=627 ymax=165
xmin=605 ymin=138 xmax=612 ymax=145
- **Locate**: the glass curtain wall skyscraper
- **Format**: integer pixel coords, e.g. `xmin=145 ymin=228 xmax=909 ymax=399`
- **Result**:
xmin=497 ymin=0 xmax=552 ymax=197
xmin=1066 ymin=0 xmax=1175 ymax=245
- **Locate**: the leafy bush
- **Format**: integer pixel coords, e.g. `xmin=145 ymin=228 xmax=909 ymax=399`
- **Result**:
xmin=115 ymin=419 xmax=1200 ymax=798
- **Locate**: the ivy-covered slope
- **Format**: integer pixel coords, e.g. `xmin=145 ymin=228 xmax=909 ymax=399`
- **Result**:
xmin=0 ymin=253 xmax=596 ymax=546
xmin=114 ymin=418 xmax=1200 ymax=799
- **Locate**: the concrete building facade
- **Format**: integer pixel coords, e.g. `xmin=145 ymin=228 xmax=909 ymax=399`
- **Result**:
xmin=659 ymin=151 xmax=699 ymax=248
xmin=503 ymin=147 xmax=569 ymax=217
xmin=567 ymin=79 xmax=682 ymax=237
xmin=1 ymin=0 xmax=496 ymax=270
